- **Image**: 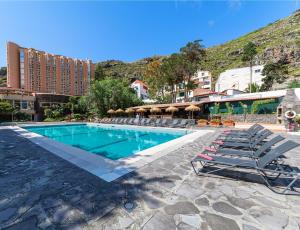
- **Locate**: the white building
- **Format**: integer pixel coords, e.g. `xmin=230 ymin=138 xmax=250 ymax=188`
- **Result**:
xmin=176 ymin=70 xmax=212 ymax=102
xmin=215 ymin=65 xmax=264 ymax=92
xmin=131 ymin=80 xmax=149 ymax=100
xmin=193 ymin=70 xmax=212 ymax=90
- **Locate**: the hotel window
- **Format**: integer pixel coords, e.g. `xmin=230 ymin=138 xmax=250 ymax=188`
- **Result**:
xmin=19 ymin=49 xmax=25 ymax=89
xmin=20 ymin=101 xmax=28 ymax=110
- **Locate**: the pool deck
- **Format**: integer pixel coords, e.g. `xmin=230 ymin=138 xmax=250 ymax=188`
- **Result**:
xmin=1 ymin=126 xmax=300 ymax=229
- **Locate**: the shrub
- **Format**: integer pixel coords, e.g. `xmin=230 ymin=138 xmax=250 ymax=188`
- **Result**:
xmin=210 ymin=119 xmax=221 ymax=123
xmin=296 ymin=115 xmax=300 ymax=124
xmin=44 ymin=118 xmax=57 ymax=122
xmin=72 ymin=114 xmax=82 ymax=120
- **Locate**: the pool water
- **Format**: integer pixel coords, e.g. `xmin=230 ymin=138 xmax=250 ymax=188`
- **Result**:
xmin=25 ymin=124 xmax=187 ymax=160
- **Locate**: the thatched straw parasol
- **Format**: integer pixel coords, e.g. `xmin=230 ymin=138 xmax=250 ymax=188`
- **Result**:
xmin=125 ymin=108 xmax=135 ymax=113
xmin=185 ymin=104 xmax=200 ymax=119
xmin=116 ymin=108 xmax=124 ymax=113
xmin=150 ymin=107 xmax=161 ymax=114
xmin=107 ymin=109 xmax=115 ymax=117
xmin=107 ymin=109 xmax=115 ymax=114
xmin=136 ymin=108 xmax=146 ymax=113
xmin=166 ymin=106 xmax=179 ymax=117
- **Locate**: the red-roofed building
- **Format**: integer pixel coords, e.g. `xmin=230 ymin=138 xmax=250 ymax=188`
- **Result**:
xmin=131 ymin=80 xmax=149 ymax=100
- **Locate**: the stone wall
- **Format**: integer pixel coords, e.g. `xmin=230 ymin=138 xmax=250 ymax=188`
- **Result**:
xmin=220 ymin=114 xmax=278 ymax=124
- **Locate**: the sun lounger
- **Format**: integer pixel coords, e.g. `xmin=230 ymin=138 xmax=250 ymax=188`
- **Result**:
xmin=161 ymin=119 xmax=169 ymax=127
xmin=191 ymin=140 xmax=300 ymax=195
xmin=221 ymin=124 xmax=263 ymax=137
xmin=154 ymin=119 xmax=162 ymax=127
xmin=220 ymin=124 xmax=264 ymax=139
xmin=220 ymin=128 xmax=271 ymax=143
xmin=176 ymin=119 xmax=188 ymax=128
xmin=139 ymin=118 xmax=146 ymax=126
xmin=212 ymin=129 xmax=273 ymax=150
xmin=203 ymin=135 xmax=285 ymax=159
xmin=133 ymin=118 xmax=139 ymax=125
xmin=170 ymin=119 xmax=180 ymax=128
xmin=144 ymin=118 xmax=152 ymax=126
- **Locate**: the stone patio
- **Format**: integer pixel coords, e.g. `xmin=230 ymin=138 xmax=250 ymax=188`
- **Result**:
xmin=0 ymin=127 xmax=300 ymax=229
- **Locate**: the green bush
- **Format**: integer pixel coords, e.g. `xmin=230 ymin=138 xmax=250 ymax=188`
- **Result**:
xmin=72 ymin=114 xmax=82 ymax=120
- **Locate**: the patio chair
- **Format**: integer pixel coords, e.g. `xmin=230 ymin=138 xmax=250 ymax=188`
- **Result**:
xmin=212 ymin=129 xmax=273 ymax=150
xmin=170 ymin=119 xmax=180 ymax=128
xmin=203 ymin=135 xmax=285 ymax=159
xmin=191 ymin=140 xmax=300 ymax=195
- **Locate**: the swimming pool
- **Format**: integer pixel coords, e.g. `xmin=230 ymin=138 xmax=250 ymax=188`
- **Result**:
xmin=25 ymin=124 xmax=187 ymax=160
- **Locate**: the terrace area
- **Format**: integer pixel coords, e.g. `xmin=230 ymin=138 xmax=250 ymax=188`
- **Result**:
xmin=1 ymin=125 xmax=300 ymax=229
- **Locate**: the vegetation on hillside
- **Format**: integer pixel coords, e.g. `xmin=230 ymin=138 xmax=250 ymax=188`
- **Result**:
xmin=143 ymin=40 xmax=206 ymax=103
xmin=98 ymin=10 xmax=300 ymax=88
xmin=0 ymin=67 xmax=7 ymax=87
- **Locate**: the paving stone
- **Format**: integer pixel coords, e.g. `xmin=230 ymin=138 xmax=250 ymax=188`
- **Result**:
xmin=164 ymin=201 xmax=199 ymax=215
xmin=243 ymin=224 xmax=260 ymax=230
xmin=2 ymin=128 xmax=300 ymax=229
xmin=174 ymin=214 xmax=202 ymax=228
xmin=226 ymin=196 xmax=256 ymax=210
xmin=177 ymin=222 xmax=198 ymax=230
xmin=0 ymin=207 xmax=17 ymax=222
xmin=195 ymin=197 xmax=210 ymax=207
xmin=204 ymin=213 xmax=240 ymax=230
xmin=143 ymin=212 xmax=176 ymax=230
xmin=249 ymin=208 xmax=288 ymax=230
xmin=212 ymin=201 xmax=242 ymax=215
xmin=175 ymin=182 xmax=205 ymax=199
xmin=205 ymin=182 xmax=216 ymax=189
xmin=142 ymin=194 xmax=165 ymax=209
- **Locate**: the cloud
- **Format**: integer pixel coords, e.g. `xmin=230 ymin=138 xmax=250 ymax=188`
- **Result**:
xmin=228 ymin=0 xmax=242 ymax=10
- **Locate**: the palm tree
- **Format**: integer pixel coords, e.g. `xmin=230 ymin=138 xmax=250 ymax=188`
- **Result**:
xmin=242 ymin=42 xmax=257 ymax=93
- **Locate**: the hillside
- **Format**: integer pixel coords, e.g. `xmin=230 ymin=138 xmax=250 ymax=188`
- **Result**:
xmin=99 ymin=10 xmax=300 ymax=85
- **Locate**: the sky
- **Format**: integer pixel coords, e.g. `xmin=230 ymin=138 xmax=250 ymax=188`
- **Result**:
xmin=0 ymin=0 xmax=299 ymax=67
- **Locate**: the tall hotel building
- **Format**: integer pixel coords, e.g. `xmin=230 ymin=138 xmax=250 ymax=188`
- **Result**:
xmin=7 ymin=42 xmax=95 ymax=96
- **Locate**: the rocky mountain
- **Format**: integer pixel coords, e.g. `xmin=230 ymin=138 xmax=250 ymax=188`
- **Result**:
xmin=99 ymin=10 xmax=300 ymax=85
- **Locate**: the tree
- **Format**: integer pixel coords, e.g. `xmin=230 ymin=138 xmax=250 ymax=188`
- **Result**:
xmin=287 ymin=80 xmax=300 ymax=89
xmin=94 ymin=63 xmax=106 ymax=81
xmin=87 ymin=78 xmax=142 ymax=117
xmin=160 ymin=54 xmax=185 ymax=103
xmin=260 ymin=60 xmax=289 ymax=91
xmin=180 ymin=40 xmax=206 ymax=101
xmin=143 ymin=59 xmax=166 ymax=100
xmin=245 ymin=83 xmax=261 ymax=93
xmin=242 ymin=42 xmax=257 ymax=93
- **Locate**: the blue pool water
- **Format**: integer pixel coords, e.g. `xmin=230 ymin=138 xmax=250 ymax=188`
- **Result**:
xmin=25 ymin=124 xmax=187 ymax=160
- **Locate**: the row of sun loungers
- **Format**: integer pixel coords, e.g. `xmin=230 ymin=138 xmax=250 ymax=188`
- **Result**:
xmin=97 ymin=117 xmax=195 ymax=128
xmin=191 ymin=124 xmax=300 ymax=195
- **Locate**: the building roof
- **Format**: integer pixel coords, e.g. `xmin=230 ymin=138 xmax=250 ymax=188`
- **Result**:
xmin=193 ymin=88 xmax=225 ymax=97
xmin=132 ymin=80 xmax=148 ymax=89
xmin=131 ymin=101 xmax=204 ymax=110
